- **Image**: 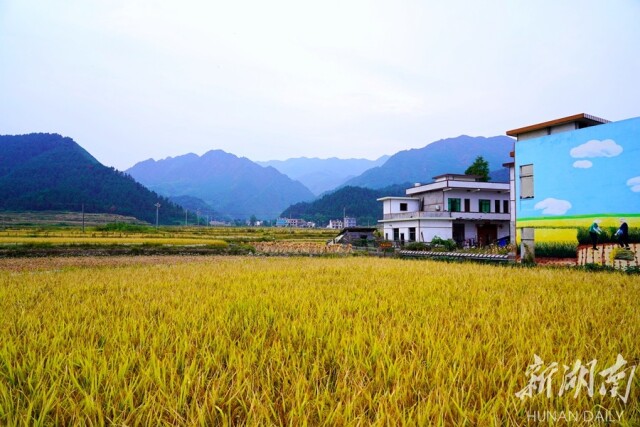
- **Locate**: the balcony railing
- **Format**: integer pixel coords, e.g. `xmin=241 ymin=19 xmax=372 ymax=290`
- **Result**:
xmin=382 ymin=211 xmax=510 ymax=221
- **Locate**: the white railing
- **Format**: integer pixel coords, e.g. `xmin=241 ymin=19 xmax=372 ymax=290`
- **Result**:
xmin=382 ymin=211 xmax=510 ymax=221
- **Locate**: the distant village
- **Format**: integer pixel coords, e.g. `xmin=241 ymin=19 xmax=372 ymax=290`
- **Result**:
xmin=209 ymin=113 xmax=639 ymax=268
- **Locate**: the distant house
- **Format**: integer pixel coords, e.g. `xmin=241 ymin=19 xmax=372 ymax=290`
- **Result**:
xmin=276 ymin=218 xmax=309 ymax=227
xmin=378 ymin=174 xmax=510 ymax=246
xmin=286 ymin=218 xmax=306 ymax=227
xmin=343 ymin=217 xmax=357 ymax=228
xmin=327 ymin=219 xmax=343 ymax=229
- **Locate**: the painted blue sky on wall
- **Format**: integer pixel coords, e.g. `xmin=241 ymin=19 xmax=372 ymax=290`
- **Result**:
xmin=516 ymin=116 xmax=640 ymax=219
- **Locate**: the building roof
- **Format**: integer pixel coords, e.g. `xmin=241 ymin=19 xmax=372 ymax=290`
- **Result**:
xmin=432 ymin=173 xmax=482 ymax=182
xmin=340 ymin=227 xmax=377 ymax=232
xmin=376 ymin=196 xmax=419 ymax=202
xmin=506 ymin=113 xmax=610 ymax=137
xmin=406 ymin=179 xmax=508 ymax=195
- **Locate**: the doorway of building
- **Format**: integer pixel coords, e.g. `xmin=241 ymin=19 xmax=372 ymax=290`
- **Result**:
xmin=452 ymin=223 xmax=465 ymax=246
xmin=476 ymin=224 xmax=497 ymax=246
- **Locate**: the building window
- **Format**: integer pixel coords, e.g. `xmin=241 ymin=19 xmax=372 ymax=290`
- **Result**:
xmin=409 ymin=227 xmax=416 ymax=242
xmin=399 ymin=202 xmax=408 ymax=212
xmin=494 ymin=200 xmax=501 ymax=213
xmin=503 ymin=200 xmax=509 ymax=214
xmin=479 ymin=199 xmax=491 ymax=213
xmin=520 ymin=164 xmax=534 ymax=199
xmin=393 ymin=228 xmax=399 ymax=241
xmin=448 ymin=198 xmax=461 ymax=212
xmin=464 ymin=198 xmax=470 ymax=212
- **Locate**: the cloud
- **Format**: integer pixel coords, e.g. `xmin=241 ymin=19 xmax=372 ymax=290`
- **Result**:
xmin=627 ymin=176 xmax=640 ymax=192
xmin=570 ymin=139 xmax=623 ymax=158
xmin=534 ymin=198 xmax=572 ymax=215
xmin=572 ymin=160 xmax=592 ymax=168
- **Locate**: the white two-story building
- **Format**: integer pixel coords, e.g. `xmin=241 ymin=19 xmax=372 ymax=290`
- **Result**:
xmin=378 ymin=174 xmax=511 ymax=246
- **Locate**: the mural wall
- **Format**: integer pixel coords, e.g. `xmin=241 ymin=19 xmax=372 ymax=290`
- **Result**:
xmin=515 ymin=116 xmax=640 ymax=247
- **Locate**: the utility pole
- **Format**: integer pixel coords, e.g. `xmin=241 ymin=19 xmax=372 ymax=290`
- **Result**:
xmin=154 ymin=202 xmax=161 ymax=228
xmin=82 ymin=203 xmax=85 ymax=233
xmin=343 ymin=206 xmax=346 ymax=228
xmin=185 ymin=209 xmax=188 ymax=227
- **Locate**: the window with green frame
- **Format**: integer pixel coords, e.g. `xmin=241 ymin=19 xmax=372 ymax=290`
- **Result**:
xmin=448 ymin=198 xmax=461 ymax=212
xmin=479 ymin=199 xmax=491 ymax=213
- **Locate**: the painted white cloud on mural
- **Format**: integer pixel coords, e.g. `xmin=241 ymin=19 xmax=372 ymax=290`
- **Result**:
xmin=572 ymin=160 xmax=592 ymax=168
xmin=570 ymin=139 xmax=623 ymax=158
xmin=534 ymin=198 xmax=572 ymax=215
xmin=627 ymin=176 xmax=640 ymax=192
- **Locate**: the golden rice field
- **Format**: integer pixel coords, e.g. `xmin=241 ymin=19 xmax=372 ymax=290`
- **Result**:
xmin=0 ymin=226 xmax=337 ymax=246
xmin=0 ymin=237 xmax=230 ymax=246
xmin=1 ymin=257 xmax=639 ymax=425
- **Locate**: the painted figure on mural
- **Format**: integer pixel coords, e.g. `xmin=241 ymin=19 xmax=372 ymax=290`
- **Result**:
xmin=589 ymin=220 xmax=602 ymax=250
xmin=615 ymin=219 xmax=630 ymax=250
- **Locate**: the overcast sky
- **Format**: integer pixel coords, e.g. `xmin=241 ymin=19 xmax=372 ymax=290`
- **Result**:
xmin=1 ymin=1 xmax=639 ymax=170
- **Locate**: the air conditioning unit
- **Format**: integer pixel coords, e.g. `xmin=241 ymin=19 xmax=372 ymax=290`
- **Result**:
xmin=435 ymin=205 xmax=440 ymax=211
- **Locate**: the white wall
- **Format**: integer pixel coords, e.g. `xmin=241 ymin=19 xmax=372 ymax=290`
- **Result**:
xmin=382 ymin=199 xmax=421 ymax=214
xmin=443 ymin=190 xmax=510 ymax=213
xmin=382 ymin=219 xmax=452 ymax=242
xmin=517 ymin=128 xmax=550 ymax=141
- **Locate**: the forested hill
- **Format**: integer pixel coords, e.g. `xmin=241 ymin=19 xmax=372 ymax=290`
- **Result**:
xmin=343 ymin=135 xmax=513 ymax=188
xmin=0 ymin=133 xmax=186 ymax=224
xmin=280 ymin=184 xmax=409 ymax=226
xmin=127 ymin=150 xmax=315 ymax=220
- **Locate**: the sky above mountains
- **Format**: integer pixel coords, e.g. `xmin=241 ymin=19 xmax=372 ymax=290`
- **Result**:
xmin=1 ymin=0 xmax=639 ymax=170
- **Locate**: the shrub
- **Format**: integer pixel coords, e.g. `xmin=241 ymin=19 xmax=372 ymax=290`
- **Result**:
xmin=535 ymin=242 xmax=577 ymax=258
xmin=404 ymin=242 xmax=429 ymax=251
xmin=430 ymin=236 xmax=457 ymax=251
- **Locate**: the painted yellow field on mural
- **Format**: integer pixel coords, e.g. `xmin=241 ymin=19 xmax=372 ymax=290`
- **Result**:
xmin=516 ymin=214 xmax=640 ymax=243
xmin=518 ymin=215 xmax=640 ymax=229
xmin=516 ymin=227 xmax=578 ymax=243
xmin=1 ymin=257 xmax=639 ymax=425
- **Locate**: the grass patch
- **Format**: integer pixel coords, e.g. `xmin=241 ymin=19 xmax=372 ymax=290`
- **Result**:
xmin=535 ymin=242 xmax=577 ymax=258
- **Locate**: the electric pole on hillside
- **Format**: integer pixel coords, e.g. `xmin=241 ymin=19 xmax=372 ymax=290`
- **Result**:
xmin=82 ymin=203 xmax=85 ymax=233
xmin=185 ymin=209 xmax=188 ymax=227
xmin=154 ymin=202 xmax=161 ymax=228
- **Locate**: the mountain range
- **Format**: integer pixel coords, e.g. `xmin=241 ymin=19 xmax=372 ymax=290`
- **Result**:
xmin=126 ymin=150 xmax=315 ymax=219
xmin=1 ymin=132 xmax=514 ymax=224
xmin=342 ymin=135 xmax=513 ymax=188
xmin=126 ymin=135 xmax=513 ymax=221
xmin=0 ymin=133 xmax=186 ymax=224
xmin=257 ymin=156 xmax=389 ymax=195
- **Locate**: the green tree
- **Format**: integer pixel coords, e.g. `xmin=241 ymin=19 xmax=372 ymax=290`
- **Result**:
xmin=464 ymin=156 xmax=490 ymax=182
